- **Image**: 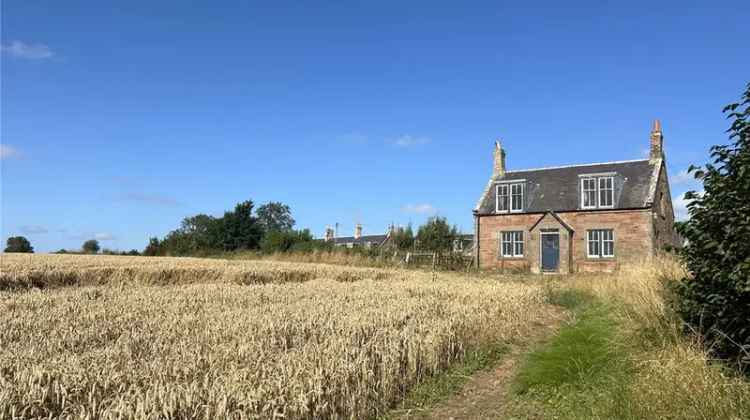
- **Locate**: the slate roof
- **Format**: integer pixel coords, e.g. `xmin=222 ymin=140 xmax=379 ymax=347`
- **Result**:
xmin=474 ymin=159 xmax=661 ymax=215
xmin=331 ymin=234 xmax=389 ymax=246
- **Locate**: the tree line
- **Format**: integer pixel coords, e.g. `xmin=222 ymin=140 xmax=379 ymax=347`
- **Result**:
xmin=143 ymin=198 xmax=465 ymax=256
xmin=143 ymin=200 xmax=317 ymax=256
xmin=3 ymin=202 xmax=464 ymax=257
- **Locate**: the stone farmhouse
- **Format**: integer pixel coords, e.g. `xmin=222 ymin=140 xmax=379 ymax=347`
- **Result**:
xmin=323 ymin=224 xmax=389 ymax=248
xmin=322 ymin=224 xmax=475 ymax=255
xmin=473 ymin=121 xmax=680 ymax=273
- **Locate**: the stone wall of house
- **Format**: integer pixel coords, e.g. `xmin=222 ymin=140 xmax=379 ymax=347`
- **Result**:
xmin=476 ymin=213 xmax=538 ymax=272
xmin=565 ymin=209 xmax=654 ymax=272
xmin=652 ymin=164 xmax=682 ymax=250
xmin=477 ymin=208 xmax=655 ymax=273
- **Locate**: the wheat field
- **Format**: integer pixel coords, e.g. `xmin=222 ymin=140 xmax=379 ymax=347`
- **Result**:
xmin=0 ymin=254 xmax=550 ymax=419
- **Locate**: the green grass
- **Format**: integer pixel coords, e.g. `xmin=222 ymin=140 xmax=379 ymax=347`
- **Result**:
xmin=385 ymin=343 xmax=509 ymax=417
xmin=514 ymin=304 xmax=624 ymax=394
xmin=509 ymin=295 xmax=633 ymax=419
xmin=546 ymin=288 xmax=594 ymax=310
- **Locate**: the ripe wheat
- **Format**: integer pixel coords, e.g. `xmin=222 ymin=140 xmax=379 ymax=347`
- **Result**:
xmin=0 ymin=254 xmax=550 ymax=419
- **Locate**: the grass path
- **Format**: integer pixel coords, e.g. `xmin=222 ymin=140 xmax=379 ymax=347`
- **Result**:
xmin=388 ymin=304 xmax=568 ymax=419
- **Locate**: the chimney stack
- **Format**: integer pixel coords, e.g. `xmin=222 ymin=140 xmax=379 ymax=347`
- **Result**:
xmin=324 ymin=226 xmax=335 ymax=242
xmin=493 ymin=141 xmax=506 ymax=178
xmin=354 ymin=223 xmax=362 ymax=240
xmin=650 ymin=120 xmax=664 ymax=162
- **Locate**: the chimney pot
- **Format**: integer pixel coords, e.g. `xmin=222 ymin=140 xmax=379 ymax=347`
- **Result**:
xmin=493 ymin=141 xmax=506 ymax=178
xmin=649 ymin=120 xmax=664 ymax=162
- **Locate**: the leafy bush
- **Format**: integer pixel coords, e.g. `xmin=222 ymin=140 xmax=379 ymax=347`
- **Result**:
xmin=4 ymin=236 xmax=33 ymax=253
xmin=82 ymin=239 xmax=100 ymax=254
xmin=416 ymin=216 xmax=459 ymax=252
xmin=260 ymin=229 xmax=315 ymax=253
xmin=675 ymin=82 xmax=750 ymax=370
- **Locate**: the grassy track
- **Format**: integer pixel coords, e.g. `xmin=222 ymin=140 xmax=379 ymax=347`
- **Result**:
xmin=506 ymin=263 xmax=750 ymax=420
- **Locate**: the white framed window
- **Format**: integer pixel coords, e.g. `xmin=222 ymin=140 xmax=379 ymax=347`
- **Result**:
xmin=581 ymin=178 xmax=597 ymax=209
xmin=587 ymin=229 xmax=614 ymax=258
xmin=496 ymin=184 xmax=509 ymax=213
xmin=599 ymin=177 xmax=614 ymax=208
xmin=581 ymin=176 xmax=614 ymax=209
xmin=501 ymin=231 xmax=524 ymax=257
xmin=510 ymin=183 xmax=524 ymax=212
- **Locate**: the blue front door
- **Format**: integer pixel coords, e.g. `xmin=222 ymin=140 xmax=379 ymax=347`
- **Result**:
xmin=541 ymin=233 xmax=560 ymax=272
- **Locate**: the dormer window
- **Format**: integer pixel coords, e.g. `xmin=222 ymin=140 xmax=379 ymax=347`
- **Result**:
xmin=580 ymin=175 xmax=614 ymax=209
xmin=496 ymin=182 xmax=524 ymax=213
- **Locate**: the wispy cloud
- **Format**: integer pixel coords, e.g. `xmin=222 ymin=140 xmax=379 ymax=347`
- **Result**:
xmin=20 ymin=225 xmax=48 ymax=235
xmin=1 ymin=40 xmax=54 ymax=60
xmin=671 ymin=169 xmax=698 ymax=186
xmin=64 ymin=231 xmax=117 ymax=241
xmin=390 ymin=135 xmax=431 ymax=148
xmin=673 ymin=191 xmax=703 ymax=221
xmin=0 ymin=145 xmax=20 ymax=160
xmin=94 ymin=232 xmax=116 ymax=241
xmin=401 ymin=203 xmax=437 ymax=215
xmin=119 ymin=192 xmax=182 ymax=207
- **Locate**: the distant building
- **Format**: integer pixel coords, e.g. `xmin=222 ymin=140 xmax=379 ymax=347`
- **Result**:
xmin=452 ymin=234 xmax=474 ymax=255
xmin=323 ymin=224 xmax=389 ymax=249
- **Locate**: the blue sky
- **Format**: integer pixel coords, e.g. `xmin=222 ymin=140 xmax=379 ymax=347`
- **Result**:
xmin=1 ymin=1 xmax=747 ymax=252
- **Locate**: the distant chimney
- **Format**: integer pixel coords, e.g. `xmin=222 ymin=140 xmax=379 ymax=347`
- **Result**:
xmin=354 ymin=223 xmax=362 ymax=240
xmin=493 ymin=141 xmax=506 ymax=178
xmin=650 ymin=120 xmax=664 ymax=162
xmin=324 ymin=227 xmax=335 ymax=242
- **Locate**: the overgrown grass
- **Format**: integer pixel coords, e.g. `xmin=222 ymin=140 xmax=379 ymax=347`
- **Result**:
xmin=514 ymin=304 xmax=624 ymax=394
xmin=545 ymin=288 xmax=594 ymax=310
xmin=507 ymin=256 xmax=750 ymax=419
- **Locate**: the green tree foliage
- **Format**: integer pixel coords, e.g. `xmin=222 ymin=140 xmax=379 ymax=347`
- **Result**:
xmin=82 ymin=239 xmax=100 ymax=254
xmin=4 ymin=236 xmax=34 ymax=253
xmin=260 ymin=229 xmax=315 ymax=253
xmin=150 ymin=199 xmax=266 ymax=256
xmin=675 ymin=82 xmax=750 ymax=370
xmin=416 ymin=217 xmax=459 ymax=252
xmin=143 ymin=237 xmax=163 ymax=256
xmin=390 ymin=224 xmax=415 ymax=250
xmin=256 ymin=202 xmax=295 ymax=233
xmin=219 ymin=200 xmax=263 ymax=251
xmin=102 ymin=249 xmax=141 ymax=256
xmin=159 ymin=214 xmax=222 ymax=256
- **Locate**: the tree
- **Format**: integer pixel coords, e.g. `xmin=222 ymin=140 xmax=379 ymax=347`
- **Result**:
xmin=416 ymin=217 xmax=459 ymax=252
xmin=82 ymin=239 xmax=100 ymax=254
xmin=143 ymin=237 xmax=163 ymax=256
xmin=179 ymin=214 xmax=221 ymax=250
xmin=4 ymin=236 xmax=33 ymax=253
xmin=219 ymin=200 xmax=263 ymax=251
xmin=391 ymin=224 xmax=415 ymax=250
xmin=675 ymin=82 xmax=750 ymax=370
xmin=257 ymin=202 xmax=295 ymax=233
xmin=160 ymin=214 xmax=222 ymax=256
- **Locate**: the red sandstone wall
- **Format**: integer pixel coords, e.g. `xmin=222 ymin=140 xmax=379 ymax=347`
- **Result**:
xmin=477 ymin=209 xmax=654 ymax=272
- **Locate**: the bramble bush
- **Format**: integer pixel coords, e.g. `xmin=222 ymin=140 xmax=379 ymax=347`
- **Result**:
xmin=675 ymin=82 xmax=750 ymax=372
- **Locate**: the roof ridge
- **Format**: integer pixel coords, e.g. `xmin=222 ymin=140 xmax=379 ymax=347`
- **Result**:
xmin=505 ymin=159 xmax=650 ymax=174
